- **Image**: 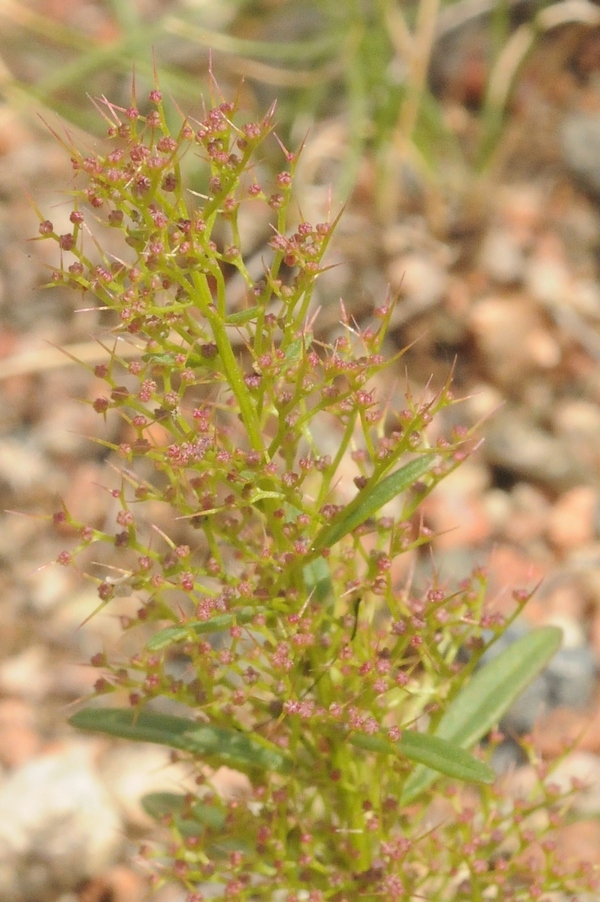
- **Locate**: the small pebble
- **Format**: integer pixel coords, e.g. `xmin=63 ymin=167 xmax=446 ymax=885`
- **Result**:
xmin=484 ymin=409 xmax=588 ymax=491
xmin=562 ymin=113 xmax=600 ymax=196
xmin=547 ymin=486 xmax=599 ymax=552
xmin=479 ymin=227 xmax=526 ymax=284
xmin=387 ymin=252 xmax=449 ymax=310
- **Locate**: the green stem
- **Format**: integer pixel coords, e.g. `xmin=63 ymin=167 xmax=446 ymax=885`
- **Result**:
xmin=188 ymin=270 xmax=265 ymax=455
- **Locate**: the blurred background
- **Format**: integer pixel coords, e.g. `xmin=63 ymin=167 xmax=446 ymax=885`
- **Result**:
xmin=2 ymin=1 xmax=600 ymax=899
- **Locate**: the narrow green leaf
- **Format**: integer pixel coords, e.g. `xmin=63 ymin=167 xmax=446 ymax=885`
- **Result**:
xmin=225 ymin=306 xmax=260 ymax=325
xmin=401 ymin=626 xmax=563 ymax=804
xmin=398 ymin=731 xmax=494 ymax=785
xmin=284 ymin=337 xmax=304 ymax=361
xmin=249 ymin=489 xmax=285 ymax=503
xmin=142 ymin=792 xmax=226 ymax=831
xmin=311 ymin=452 xmax=437 ymax=552
xmin=146 ymin=606 xmax=265 ymax=652
xmin=433 ymin=626 xmax=562 ymax=745
xmin=348 ymin=730 xmax=493 ymax=784
xmin=69 ymin=707 xmax=291 ymax=774
xmin=348 ymin=732 xmax=395 ymax=754
xmin=142 ymin=792 xmax=250 ymax=853
xmin=303 ymin=557 xmax=333 ymax=604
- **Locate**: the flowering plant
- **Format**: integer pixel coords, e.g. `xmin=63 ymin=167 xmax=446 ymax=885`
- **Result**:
xmin=36 ymin=76 xmax=592 ymax=901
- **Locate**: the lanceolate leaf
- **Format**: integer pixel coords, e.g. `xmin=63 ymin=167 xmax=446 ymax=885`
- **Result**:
xmin=433 ymin=626 xmax=563 ymax=746
xmin=401 ymin=625 xmax=563 ymax=804
xmin=348 ymin=730 xmax=494 ymax=785
xmin=146 ymin=606 xmax=265 ymax=652
xmin=398 ymin=731 xmax=494 ymax=785
xmin=311 ymin=452 xmax=438 ymax=553
xmin=142 ymin=793 xmax=251 ymax=853
xmin=142 ymin=792 xmax=226 ymax=832
xmin=303 ymin=557 xmax=333 ymax=603
xmin=69 ymin=708 xmax=291 ymax=774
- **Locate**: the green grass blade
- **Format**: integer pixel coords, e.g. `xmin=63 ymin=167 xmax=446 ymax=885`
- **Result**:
xmin=401 ymin=625 xmax=563 ymax=804
xmin=106 ymin=0 xmax=142 ymax=31
xmin=69 ymin=708 xmax=291 ymax=774
xmin=163 ymin=17 xmax=339 ymax=64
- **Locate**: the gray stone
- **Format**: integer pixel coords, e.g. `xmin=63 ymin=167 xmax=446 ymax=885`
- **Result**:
xmin=484 ymin=409 xmax=589 ymax=491
xmin=562 ymin=113 xmax=600 ymax=197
